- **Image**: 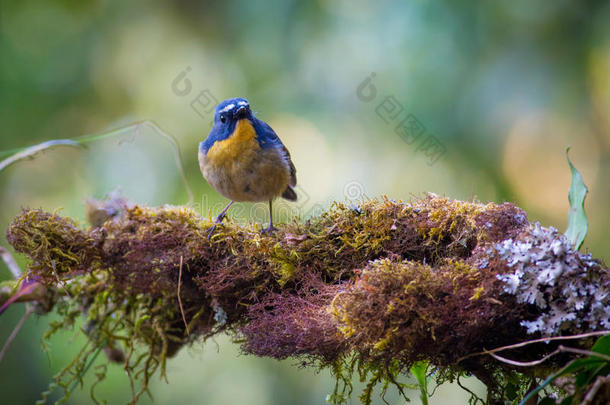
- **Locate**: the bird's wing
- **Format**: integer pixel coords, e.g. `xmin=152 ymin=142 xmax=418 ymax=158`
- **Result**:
xmin=282 ymin=145 xmax=297 ymax=187
xmin=255 ymin=119 xmax=297 ymax=187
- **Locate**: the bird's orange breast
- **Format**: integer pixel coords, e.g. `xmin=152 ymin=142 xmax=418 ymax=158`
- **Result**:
xmin=200 ymin=119 xmax=291 ymax=202
xmin=206 ymin=119 xmax=260 ymax=165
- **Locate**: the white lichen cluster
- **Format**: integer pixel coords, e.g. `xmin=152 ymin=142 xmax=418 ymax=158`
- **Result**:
xmin=494 ymin=223 xmax=610 ymax=335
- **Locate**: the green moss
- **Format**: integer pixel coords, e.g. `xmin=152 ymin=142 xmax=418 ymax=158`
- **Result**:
xmin=269 ymin=243 xmax=299 ymax=286
xmin=6 ymin=209 xmax=99 ymax=281
xmin=3 ymin=195 xmax=565 ymax=405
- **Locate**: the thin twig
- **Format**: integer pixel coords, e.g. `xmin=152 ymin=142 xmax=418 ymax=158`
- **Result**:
xmin=582 ymin=376 xmax=610 ymax=405
xmin=557 ymin=345 xmax=610 ymax=362
xmin=0 ymin=305 xmax=33 ymax=363
xmin=0 ymin=121 xmax=193 ymax=204
xmin=482 ymin=344 xmax=610 ymax=369
xmin=457 ymin=330 xmax=610 ymax=363
xmin=0 ymin=246 xmax=22 ymax=279
xmin=177 ymin=256 xmax=189 ymax=335
xmin=488 ymin=349 xmax=561 ymax=367
xmin=0 ymin=140 xmax=81 ymax=173
xmin=133 ymin=121 xmax=193 ymax=205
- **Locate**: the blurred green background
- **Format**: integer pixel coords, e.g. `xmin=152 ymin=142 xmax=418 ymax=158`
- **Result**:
xmin=1 ymin=0 xmax=609 ymax=404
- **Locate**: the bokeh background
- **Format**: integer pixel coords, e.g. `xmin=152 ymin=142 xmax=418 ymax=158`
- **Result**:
xmin=1 ymin=1 xmax=609 ymax=404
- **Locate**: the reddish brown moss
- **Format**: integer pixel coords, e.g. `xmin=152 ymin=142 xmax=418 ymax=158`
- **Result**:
xmin=329 ymin=258 xmax=531 ymax=367
xmin=240 ymin=275 xmax=345 ymax=363
xmin=1 ymin=196 xmax=544 ymax=362
xmin=4 ymin=195 xmax=605 ymax=404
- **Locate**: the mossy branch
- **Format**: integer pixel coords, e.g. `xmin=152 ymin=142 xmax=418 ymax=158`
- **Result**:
xmin=3 ymin=195 xmax=609 ymax=404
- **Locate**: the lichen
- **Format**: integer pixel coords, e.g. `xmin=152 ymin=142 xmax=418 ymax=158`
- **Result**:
xmin=494 ymin=222 xmax=610 ymax=335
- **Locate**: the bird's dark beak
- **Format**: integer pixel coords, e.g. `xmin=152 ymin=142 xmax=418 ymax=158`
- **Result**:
xmin=235 ymin=106 xmax=248 ymax=119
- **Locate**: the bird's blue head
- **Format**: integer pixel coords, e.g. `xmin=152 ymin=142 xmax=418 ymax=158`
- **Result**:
xmin=214 ymin=97 xmax=253 ymax=125
xmin=200 ymin=97 xmax=281 ymax=155
xmin=199 ymin=98 xmax=253 ymax=153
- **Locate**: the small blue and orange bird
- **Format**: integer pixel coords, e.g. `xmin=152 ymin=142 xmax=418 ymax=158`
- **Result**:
xmin=199 ymin=97 xmax=297 ymax=237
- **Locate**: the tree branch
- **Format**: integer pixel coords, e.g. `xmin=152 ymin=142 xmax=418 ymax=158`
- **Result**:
xmin=3 ymin=195 xmax=609 ymax=403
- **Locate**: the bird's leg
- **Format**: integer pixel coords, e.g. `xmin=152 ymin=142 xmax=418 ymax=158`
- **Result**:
xmin=261 ymin=199 xmax=277 ymax=235
xmin=215 ymin=200 xmax=234 ymax=223
xmin=207 ymin=200 xmax=234 ymax=239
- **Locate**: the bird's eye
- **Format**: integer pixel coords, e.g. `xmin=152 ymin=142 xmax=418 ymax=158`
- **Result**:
xmin=220 ymin=115 xmax=227 ymax=123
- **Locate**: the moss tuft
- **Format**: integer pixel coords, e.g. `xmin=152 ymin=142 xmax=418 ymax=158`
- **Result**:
xmin=6 ymin=209 xmax=99 ymax=281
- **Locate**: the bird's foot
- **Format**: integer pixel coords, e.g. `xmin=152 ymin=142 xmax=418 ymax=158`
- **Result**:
xmin=207 ymin=223 xmax=218 ymax=239
xmin=260 ymin=224 xmax=277 ymax=236
xmin=208 ymin=212 xmax=230 ymax=239
xmin=215 ymin=211 xmax=228 ymax=223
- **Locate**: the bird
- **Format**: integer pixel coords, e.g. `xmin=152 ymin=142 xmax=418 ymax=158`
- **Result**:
xmin=198 ymin=97 xmax=297 ymax=237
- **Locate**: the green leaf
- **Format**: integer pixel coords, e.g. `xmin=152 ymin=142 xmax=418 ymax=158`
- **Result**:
xmin=505 ymin=381 xmax=519 ymax=401
xmin=562 ymin=357 xmax=605 ymax=374
xmin=591 ymin=334 xmax=610 ymax=355
xmin=518 ymin=358 xmax=591 ymax=405
xmin=564 ymin=148 xmax=588 ymax=250
xmin=410 ymin=361 xmax=428 ymax=405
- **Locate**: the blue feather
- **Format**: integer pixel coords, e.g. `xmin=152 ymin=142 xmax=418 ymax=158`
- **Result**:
xmin=201 ymin=97 xmax=286 ymax=154
xmin=251 ymin=117 xmax=284 ymax=149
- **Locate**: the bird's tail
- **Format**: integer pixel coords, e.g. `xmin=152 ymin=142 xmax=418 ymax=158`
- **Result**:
xmin=281 ymin=186 xmax=297 ymax=201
